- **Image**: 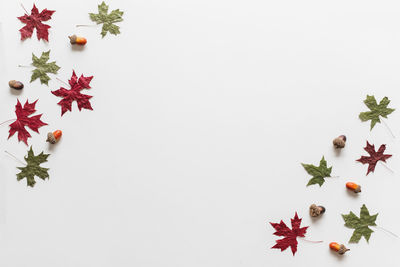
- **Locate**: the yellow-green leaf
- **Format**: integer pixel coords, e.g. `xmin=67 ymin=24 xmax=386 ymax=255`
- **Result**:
xmin=342 ymin=204 xmax=378 ymax=243
xmin=30 ymin=50 xmax=60 ymax=85
xmin=301 ymin=156 xmax=332 ymax=187
xmin=89 ymin=2 xmax=123 ymax=37
xmin=359 ymin=95 xmax=395 ymax=130
xmin=16 ymin=146 xmax=50 ymax=187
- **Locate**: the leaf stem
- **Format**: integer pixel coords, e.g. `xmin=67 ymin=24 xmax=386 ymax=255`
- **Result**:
xmin=20 ymin=3 xmax=28 ymax=15
xmin=380 ymin=161 xmax=394 ymax=173
xmin=381 ymin=118 xmax=396 ymax=139
xmin=56 ymin=77 xmax=69 ymax=87
xmin=4 ymin=151 xmax=25 ymax=166
xmin=299 ymin=237 xmax=323 ymax=243
xmin=373 ymin=226 xmax=399 ymax=238
xmin=0 ymin=119 xmax=15 ymax=126
xmin=76 ymin=24 xmax=98 ymax=27
xmin=18 ymin=64 xmax=32 ymax=68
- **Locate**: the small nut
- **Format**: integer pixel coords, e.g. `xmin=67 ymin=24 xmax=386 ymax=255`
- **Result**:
xmin=333 ymin=135 xmax=346 ymax=149
xmin=9 ymin=80 xmax=24 ymax=90
xmin=309 ymin=204 xmax=326 ymax=217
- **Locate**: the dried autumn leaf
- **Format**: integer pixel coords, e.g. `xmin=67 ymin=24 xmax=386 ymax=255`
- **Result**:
xmin=8 ymin=99 xmax=47 ymax=145
xmin=89 ymin=1 xmax=124 ymax=37
xmin=17 ymin=146 xmax=50 ymax=187
xmin=51 ymin=70 xmax=94 ymax=116
xmin=342 ymin=204 xmax=378 ymax=243
xmin=359 ymin=95 xmax=395 ymax=130
xmin=356 ymin=141 xmax=392 ymax=175
xmin=17 ymin=4 xmax=55 ymax=41
xmin=270 ymin=212 xmax=308 ymax=255
xmin=30 ymin=50 xmax=60 ymax=85
xmin=301 ymin=156 xmax=332 ymax=186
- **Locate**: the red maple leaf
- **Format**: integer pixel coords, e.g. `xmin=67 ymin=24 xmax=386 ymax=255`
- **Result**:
xmin=270 ymin=212 xmax=308 ymax=255
xmin=17 ymin=4 xmax=55 ymax=41
xmin=51 ymin=70 xmax=94 ymax=116
xmin=8 ymin=99 xmax=47 ymax=145
xmin=356 ymin=141 xmax=392 ymax=175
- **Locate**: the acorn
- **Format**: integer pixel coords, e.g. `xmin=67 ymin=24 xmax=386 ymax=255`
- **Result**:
xmin=46 ymin=130 xmax=62 ymax=144
xmin=309 ymin=204 xmax=326 ymax=217
xmin=333 ymin=135 xmax=346 ymax=149
xmin=9 ymin=80 xmax=24 ymax=90
xmin=346 ymin=182 xmax=361 ymax=193
xmin=69 ymin=35 xmax=87 ymax=45
xmin=329 ymin=242 xmax=350 ymax=255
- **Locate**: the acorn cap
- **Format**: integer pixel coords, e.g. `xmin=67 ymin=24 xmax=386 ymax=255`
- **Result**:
xmin=338 ymin=244 xmax=350 ymax=255
xmin=68 ymin=35 xmax=77 ymax=44
xmin=46 ymin=132 xmax=56 ymax=144
xmin=354 ymin=185 xmax=361 ymax=193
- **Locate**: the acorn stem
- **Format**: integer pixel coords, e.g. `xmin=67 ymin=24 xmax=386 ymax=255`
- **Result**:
xmin=4 ymin=151 xmax=25 ymax=166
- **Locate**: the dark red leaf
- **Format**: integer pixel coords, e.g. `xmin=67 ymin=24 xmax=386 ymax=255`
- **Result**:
xmin=51 ymin=70 xmax=94 ymax=116
xmin=270 ymin=212 xmax=308 ymax=255
xmin=8 ymin=99 xmax=47 ymax=145
xmin=17 ymin=4 xmax=55 ymax=41
xmin=356 ymin=141 xmax=392 ymax=175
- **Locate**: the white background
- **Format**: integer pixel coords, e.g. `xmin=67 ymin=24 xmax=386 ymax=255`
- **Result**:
xmin=0 ymin=0 xmax=400 ymax=266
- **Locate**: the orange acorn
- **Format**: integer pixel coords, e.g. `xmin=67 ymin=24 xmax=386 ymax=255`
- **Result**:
xmin=46 ymin=130 xmax=62 ymax=144
xmin=346 ymin=182 xmax=361 ymax=193
xmin=329 ymin=242 xmax=349 ymax=255
xmin=69 ymin=35 xmax=87 ymax=45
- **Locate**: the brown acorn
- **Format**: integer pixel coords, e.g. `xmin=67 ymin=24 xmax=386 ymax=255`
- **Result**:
xmin=69 ymin=35 xmax=87 ymax=45
xmin=330 ymin=242 xmax=350 ymax=255
xmin=309 ymin=204 xmax=326 ymax=217
xmin=46 ymin=130 xmax=62 ymax=144
xmin=333 ymin=135 xmax=346 ymax=149
xmin=9 ymin=80 xmax=24 ymax=90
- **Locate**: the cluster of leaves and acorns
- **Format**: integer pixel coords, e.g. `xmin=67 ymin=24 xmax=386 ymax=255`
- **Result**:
xmin=4 ymin=2 xmax=123 ymax=187
xmin=270 ymin=95 xmax=396 ymax=256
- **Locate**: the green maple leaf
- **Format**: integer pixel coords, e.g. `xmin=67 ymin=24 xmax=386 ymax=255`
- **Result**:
xmin=30 ymin=50 xmax=60 ymax=85
xmin=16 ymin=147 xmax=50 ymax=187
xmin=342 ymin=204 xmax=378 ymax=243
xmin=89 ymin=1 xmax=124 ymax=37
xmin=359 ymin=95 xmax=395 ymax=130
xmin=301 ymin=156 xmax=332 ymax=186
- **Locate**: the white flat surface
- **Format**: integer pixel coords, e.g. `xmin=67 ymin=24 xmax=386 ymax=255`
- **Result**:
xmin=1 ymin=0 xmax=400 ymax=266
